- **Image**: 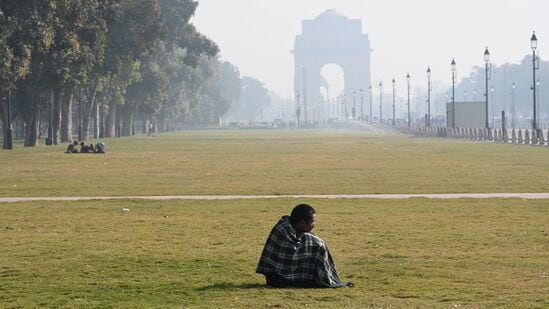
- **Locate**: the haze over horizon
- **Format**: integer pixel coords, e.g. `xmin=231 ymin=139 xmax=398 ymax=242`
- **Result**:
xmin=193 ymin=0 xmax=549 ymax=98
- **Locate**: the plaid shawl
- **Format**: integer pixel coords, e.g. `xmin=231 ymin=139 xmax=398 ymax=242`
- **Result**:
xmin=256 ymin=216 xmax=344 ymax=288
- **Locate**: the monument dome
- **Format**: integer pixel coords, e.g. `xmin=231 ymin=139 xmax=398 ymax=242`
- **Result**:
xmin=316 ymin=9 xmax=346 ymax=20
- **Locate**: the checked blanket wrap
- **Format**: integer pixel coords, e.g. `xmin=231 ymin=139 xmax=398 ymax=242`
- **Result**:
xmin=256 ymin=216 xmax=344 ymax=288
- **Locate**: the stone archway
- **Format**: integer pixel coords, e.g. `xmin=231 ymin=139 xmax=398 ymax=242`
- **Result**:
xmin=293 ymin=9 xmax=372 ymax=123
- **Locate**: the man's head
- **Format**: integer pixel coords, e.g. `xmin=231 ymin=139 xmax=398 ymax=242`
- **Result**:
xmin=290 ymin=204 xmax=316 ymax=233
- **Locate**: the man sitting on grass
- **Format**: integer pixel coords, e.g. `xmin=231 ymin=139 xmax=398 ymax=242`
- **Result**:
xmin=256 ymin=204 xmax=353 ymax=288
xmin=65 ymin=141 xmax=79 ymax=153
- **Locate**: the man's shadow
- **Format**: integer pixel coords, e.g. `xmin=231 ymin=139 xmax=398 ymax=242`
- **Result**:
xmin=196 ymin=283 xmax=322 ymax=290
xmin=196 ymin=283 xmax=264 ymax=291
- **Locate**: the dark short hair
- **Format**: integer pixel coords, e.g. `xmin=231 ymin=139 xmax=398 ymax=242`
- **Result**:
xmin=290 ymin=204 xmax=316 ymax=224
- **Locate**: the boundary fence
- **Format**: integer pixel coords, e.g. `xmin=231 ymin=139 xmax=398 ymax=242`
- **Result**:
xmin=400 ymin=126 xmax=549 ymax=146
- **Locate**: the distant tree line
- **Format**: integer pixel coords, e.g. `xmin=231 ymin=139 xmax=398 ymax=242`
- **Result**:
xmin=0 ymin=0 xmax=253 ymax=148
xmin=224 ymin=77 xmax=271 ymax=122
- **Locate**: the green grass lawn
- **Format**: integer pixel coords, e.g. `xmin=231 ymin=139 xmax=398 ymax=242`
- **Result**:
xmin=1 ymin=198 xmax=547 ymax=308
xmin=1 ymin=130 xmax=548 ymax=197
xmin=1 ymin=131 xmax=548 ymax=308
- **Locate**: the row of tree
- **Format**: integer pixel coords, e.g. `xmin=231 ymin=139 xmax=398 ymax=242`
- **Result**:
xmin=0 ymin=0 xmax=268 ymax=148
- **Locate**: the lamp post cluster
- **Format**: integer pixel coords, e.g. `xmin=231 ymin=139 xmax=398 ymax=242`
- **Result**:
xmin=387 ymin=32 xmax=540 ymax=131
xmin=405 ymin=32 xmax=539 ymax=131
xmin=289 ymin=34 xmax=541 ymax=131
xmin=483 ymin=33 xmax=538 ymax=131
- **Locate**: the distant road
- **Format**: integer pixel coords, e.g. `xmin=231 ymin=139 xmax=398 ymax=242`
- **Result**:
xmin=1 ymin=193 xmax=549 ymax=203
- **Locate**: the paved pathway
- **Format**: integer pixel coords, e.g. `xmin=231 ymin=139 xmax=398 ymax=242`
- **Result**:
xmin=1 ymin=193 xmax=549 ymax=203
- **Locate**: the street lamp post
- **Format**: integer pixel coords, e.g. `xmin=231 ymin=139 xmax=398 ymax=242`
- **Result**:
xmin=392 ymin=78 xmax=396 ymax=126
xmin=427 ymin=67 xmax=432 ymax=127
xmin=352 ymin=91 xmax=356 ymax=119
xmin=484 ymin=47 xmax=491 ymax=129
xmin=295 ymin=90 xmax=301 ymax=128
xmin=379 ymin=82 xmax=383 ymax=124
xmin=491 ymin=86 xmax=495 ymax=126
xmin=369 ymin=85 xmax=373 ymax=122
xmin=511 ymin=82 xmax=516 ymax=129
xmin=335 ymin=96 xmax=341 ymax=120
xmin=340 ymin=95 xmax=343 ymax=119
xmin=343 ymin=93 xmax=347 ymax=119
xmin=302 ymin=67 xmax=308 ymax=124
xmin=332 ymin=96 xmax=335 ymax=120
xmin=360 ymin=88 xmax=364 ymax=121
xmin=406 ymin=73 xmax=411 ymax=126
xmin=537 ymin=78 xmax=540 ymax=126
xmin=531 ymin=32 xmax=539 ymax=133
xmin=451 ymin=58 xmax=457 ymax=128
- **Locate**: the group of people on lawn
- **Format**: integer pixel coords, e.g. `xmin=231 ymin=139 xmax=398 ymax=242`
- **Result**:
xmin=65 ymin=141 xmax=105 ymax=154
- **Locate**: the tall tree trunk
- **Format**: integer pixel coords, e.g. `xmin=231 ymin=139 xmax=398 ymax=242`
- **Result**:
xmin=99 ymin=99 xmax=107 ymax=138
xmin=52 ymin=89 xmax=62 ymax=145
xmin=122 ymin=106 xmax=133 ymax=137
xmin=93 ymin=98 xmax=99 ymax=139
xmin=113 ymin=102 xmax=119 ymax=137
xmin=105 ymin=99 xmax=116 ymax=138
xmin=60 ymin=91 xmax=73 ymax=142
xmin=142 ymin=114 xmax=147 ymax=134
xmin=82 ymin=82 xmax=98 ymax=141
xmin=24 ymin=103 xmax=39 ymax=147
xmin=1 ymin=99 xmax=9 ymax=149
xmin=1 ymin=126 xmax=8 ymax=148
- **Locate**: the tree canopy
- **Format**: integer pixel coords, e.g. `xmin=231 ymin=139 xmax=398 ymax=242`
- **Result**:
xmin=0 ymin=0 xmax=251 ymax=147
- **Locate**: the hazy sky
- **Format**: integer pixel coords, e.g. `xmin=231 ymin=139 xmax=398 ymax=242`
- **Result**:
xmin=193 ymin=0 xmax=548 ymax=97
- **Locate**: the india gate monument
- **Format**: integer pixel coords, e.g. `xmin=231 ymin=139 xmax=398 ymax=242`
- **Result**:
xmin=293 ymin=9 xmax=372 ymax=123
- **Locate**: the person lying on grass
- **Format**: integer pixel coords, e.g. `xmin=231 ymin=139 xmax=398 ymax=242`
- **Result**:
xmin=256 ymin=203 xmax=354 ymax=288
